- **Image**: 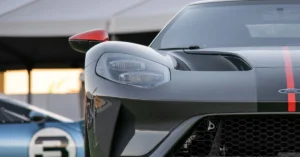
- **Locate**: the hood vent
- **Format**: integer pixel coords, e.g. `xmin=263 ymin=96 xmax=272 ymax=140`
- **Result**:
xmin=223 ymin=55 xmax=252 ymax=71
xmin=173 ymin=53 xmax=252 ymax=71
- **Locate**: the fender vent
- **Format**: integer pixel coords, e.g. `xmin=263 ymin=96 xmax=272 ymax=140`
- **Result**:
xmin=169 ymin=115 xmax=300 ymax=157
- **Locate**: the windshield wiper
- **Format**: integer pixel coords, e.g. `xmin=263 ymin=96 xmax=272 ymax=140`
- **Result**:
xmin=158 ymin=45 xmax=200 ymax=50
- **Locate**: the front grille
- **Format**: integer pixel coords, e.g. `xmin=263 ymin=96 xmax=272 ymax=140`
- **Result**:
xmin=170 ymin=115 xmax=300 ymax=157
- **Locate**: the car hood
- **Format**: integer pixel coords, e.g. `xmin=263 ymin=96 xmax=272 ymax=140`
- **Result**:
xmin=184 ymin=46 xmax=300 ymax=68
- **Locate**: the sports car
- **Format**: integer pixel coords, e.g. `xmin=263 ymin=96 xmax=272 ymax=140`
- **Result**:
xmin=0 ymin=95 xmax=84 ymax=157
xmin=69 ymin=0 xmax=300 ymax=157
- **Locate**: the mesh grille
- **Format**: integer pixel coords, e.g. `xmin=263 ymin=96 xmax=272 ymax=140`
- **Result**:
xmin=170 ymin=115 xmax=300 ymax=157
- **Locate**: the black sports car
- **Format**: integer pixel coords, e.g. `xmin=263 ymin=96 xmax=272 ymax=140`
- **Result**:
xmin=69 ymin=0 xmax=300 ymax=157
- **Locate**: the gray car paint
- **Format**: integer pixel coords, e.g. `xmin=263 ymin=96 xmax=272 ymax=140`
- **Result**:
xmin=84 ymin=43 xmax=297 ymax=157
xmin=82 ymin=0 xmax=300 ymax=157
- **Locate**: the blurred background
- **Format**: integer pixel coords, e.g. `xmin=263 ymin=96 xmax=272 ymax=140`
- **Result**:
xmin=0 ymin=0 xmax=195 ymax=120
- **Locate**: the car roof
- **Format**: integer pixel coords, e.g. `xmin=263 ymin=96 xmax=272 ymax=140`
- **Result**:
xmin=0 ymin=95 xmax=73 ymax=123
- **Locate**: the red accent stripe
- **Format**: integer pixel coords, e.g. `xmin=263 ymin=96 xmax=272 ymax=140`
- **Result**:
xmin=282 ymin=47 xmax=296 ymax=112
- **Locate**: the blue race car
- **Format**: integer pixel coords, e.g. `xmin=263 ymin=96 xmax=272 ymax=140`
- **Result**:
xmin=0 ymin=95 xmax=84 ymax=157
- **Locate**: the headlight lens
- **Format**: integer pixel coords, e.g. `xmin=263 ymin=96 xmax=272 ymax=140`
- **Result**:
xmin=96 ymin=53 xmax=170 ymax=88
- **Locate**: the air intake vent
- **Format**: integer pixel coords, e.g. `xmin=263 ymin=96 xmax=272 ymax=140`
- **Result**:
xmin=171 ymin=53 xmax=252 ymax=71
xmin=223 ymin=55 xmax=252 ymax=71
xmin=169 ymin=115 xmax=300 ymax=157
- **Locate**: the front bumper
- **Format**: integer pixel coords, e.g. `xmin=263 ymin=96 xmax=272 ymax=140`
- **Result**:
xmin=165 ymin=113 xmax=300 ymax=157
xmin=84 ymin=61 xmax=299 ymax=157
xmin=88 ymin=101 xmax=300 ymax=157
xmin=129 ymin=113 xmax=300 ymax=157
xmin=86 ymin=95 xmax=261 ymax=157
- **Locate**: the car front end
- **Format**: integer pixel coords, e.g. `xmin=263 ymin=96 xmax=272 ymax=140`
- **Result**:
xmin=70 ymin=0 xmax=300 ymax=156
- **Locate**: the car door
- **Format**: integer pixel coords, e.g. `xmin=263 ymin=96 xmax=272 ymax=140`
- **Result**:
xmin=0 ymin=99 xmax=82 ymax=157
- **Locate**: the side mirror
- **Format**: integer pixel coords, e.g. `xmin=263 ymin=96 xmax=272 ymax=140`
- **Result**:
xmin=69 ymin=29 xmax=109 ymax=53
xmin=29 ymin=111 xmax=47 ymax=125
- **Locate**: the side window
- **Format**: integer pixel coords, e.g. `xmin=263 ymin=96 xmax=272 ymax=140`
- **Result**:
xmin=0 ymin=100 xmax=30 ymax=124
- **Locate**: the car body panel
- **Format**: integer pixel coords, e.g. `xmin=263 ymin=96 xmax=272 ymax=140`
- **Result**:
xmin=0 ymin=97 xmax=84 ymax=157
xmin=82 ymin=0 xmax=300 ymax=157
xmin=0 ymin=122 xmax=83 ymax=157
xmin=84 ymin=43 xmax=300 ymax=157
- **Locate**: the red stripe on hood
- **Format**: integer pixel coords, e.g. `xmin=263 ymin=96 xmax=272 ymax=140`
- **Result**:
xmin=282 ymin=47 xmax=296 ymax=112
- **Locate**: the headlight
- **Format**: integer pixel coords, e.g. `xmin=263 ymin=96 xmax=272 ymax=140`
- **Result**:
xmin=96 ymin=53 xmax=170 ymax=88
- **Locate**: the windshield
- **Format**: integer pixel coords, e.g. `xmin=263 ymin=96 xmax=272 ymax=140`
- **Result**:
xmin=150 ymin=0 xmax=300 ymax=49
xmin=0 ymin=97 xmax=73 ymax=123
xmin=0 ymin=107 xmax=30 ymax=124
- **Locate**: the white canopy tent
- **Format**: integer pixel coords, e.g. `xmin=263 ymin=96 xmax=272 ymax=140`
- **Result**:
xmin=0 ymin=0 xmax=35 ymax=16
xmin=0 ymin=0 xmax=142 ymax=37
xmin=108 ymin=0 xmax=196 ymax=34
xmin=0 ymin=0 xmax=196 ymax=36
